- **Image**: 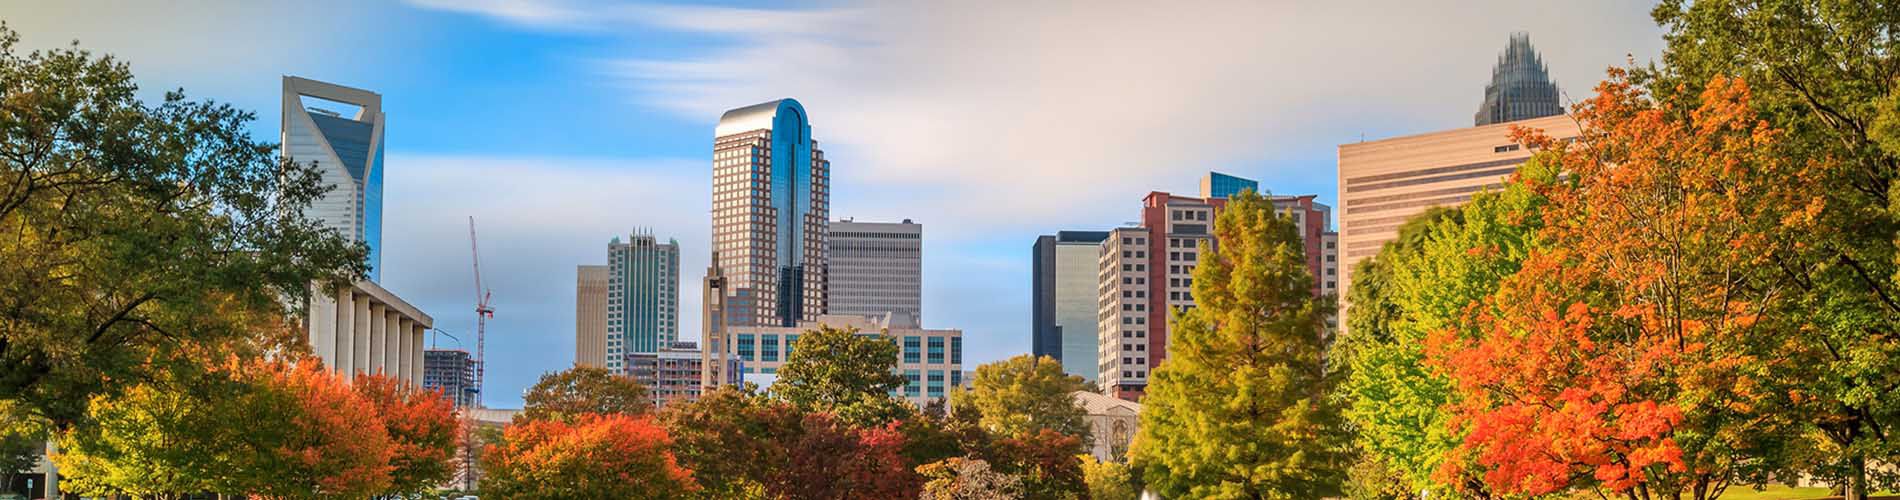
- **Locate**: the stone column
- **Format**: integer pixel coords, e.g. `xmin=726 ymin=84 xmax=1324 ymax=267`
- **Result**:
xmin=385 ymin=313 xmax=402 ymax=377
xmin=309 ymin=284 xmax=337 ymax=370
xmin=352 ymin=294 xmax=371 ymax=376
xmin=334 ymin=288 xmax=355 ymax=375
xmin=398 ymin=318 xmax=415 ymax=382
xmin=411 ymin=324 xmax=427 ymax=386
xmin=368 ymin=304 xmax=386 ymax=376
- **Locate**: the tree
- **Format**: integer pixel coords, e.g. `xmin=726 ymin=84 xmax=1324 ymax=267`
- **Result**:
xmin=662 ymin=384 xmax=922 ymax=500
xmin=1129 ymin=190 xmax=1347 ymax=499
xmin=774 ymin=325 xmax=909 ymax=426
xmin=354 ymin=372 xmax=458 ymax=496
xmin=1646 ymin=2 xmax=1900 ymax=497
xmin=1429 ymin=72 xmax=1812 ymax=499
xmin=57 ymin=358 xmax=393 ymax=498
xmin=518 ymin=365 xmax=652 ymax=423
xmin=0 ymin=24 xmax=368 ymax=428
xmin=479 ymin=413 xmax=697 ymax=499
xmin=984 ymin=428 xmax=1086 ymax=499
xmin=959 ymin=355 xmax=1091 ymax=441
xmin=1080 ymin=454 xmax=1139 ymax=500
xmin=918 ymin=457 xmax=1024 ymax=500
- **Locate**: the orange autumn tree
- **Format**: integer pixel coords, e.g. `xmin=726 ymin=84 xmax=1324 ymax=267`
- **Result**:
xmin=253 ymin=359 xmax=395 ymax=499
xmin=354 ymin=372 xmax=458 ymax=496
xmin=1428 ymin=70 xmax=1815 ymax=499
xmin=480 ymin=413 xmax=698 ymax=499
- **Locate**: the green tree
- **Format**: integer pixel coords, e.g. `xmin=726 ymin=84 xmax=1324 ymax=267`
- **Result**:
xmin=1129 ymin=190 xmax=1347 ymax=499
xmin=0 ymin=24 xmax=367 ymax=427
xmin=1080 ymin=454 xmax=1139 ymax=500
xmin=518 ymin=365 xmax=652 ymax=423
xmin=1645 ymin=2 xmax=1900 ymax=497
xmin=774 ymin=325 xmax=909 ymax=426
xmin=1334 ymin=170 xmax=1549 ymax=497
xmin=959 ymin=355 xmax=1091 ymax=441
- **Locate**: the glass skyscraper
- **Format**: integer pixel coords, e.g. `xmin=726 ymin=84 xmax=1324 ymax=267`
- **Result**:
xmin=1033 ymin=230 xmax=1110 ymax=381
xmin=282 ymin=76 xmax=386 ymax=281
xmin=1199 ymin=171 xmax=1259 ymax=199
xmin=605 ymin=231 xmax=680 ymax=373
xmin=712 ymin=99 xmax=831 ymax=327
xmin=1474 ymin=32 xmax=1563 ymax=126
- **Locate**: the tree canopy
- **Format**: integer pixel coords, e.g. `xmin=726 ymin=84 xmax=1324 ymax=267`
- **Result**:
xmin=519 ymin=365 xmax=653 ymax=423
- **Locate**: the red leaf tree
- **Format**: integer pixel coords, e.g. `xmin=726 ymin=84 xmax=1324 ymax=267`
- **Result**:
xmin=354 ymin=372 xmax=458 ymax=496
xmin=480 ymin=413 xmax=697 ymax=499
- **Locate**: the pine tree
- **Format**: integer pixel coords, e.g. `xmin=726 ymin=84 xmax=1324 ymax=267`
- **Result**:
xmin=1129 ymin=190 xmax=1347 ymax=499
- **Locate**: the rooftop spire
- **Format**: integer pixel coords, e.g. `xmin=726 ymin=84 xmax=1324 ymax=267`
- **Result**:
xmin=1474 ymin=31 xmax=1562 ymax=126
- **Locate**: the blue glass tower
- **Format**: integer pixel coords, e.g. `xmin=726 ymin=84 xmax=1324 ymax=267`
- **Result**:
xmin=713 ymin=99 xmax=831 ymax=327
xmin=283 ymin=77 xmax=386 ymax=281
xmin=1200 ymin=171 xmax=1259 ymax=199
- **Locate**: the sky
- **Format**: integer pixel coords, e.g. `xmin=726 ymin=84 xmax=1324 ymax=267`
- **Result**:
xmin=3 ymin=0 xmax=1667 ymax=408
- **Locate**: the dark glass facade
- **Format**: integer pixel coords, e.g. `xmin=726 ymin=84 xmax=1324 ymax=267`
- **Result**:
xmin=1032 ymin=230 xmax=1110 ymax=379
xmin=1474 ymin=32 xmax=1562 ymax=126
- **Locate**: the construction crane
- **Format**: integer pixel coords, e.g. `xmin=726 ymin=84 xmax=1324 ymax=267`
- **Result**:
xmin=467 ymin=216 xmax=494 ymax=409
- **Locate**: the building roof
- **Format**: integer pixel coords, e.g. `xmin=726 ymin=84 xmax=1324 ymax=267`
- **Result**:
xmin=1073 ymin=390 xmax=1141 ymax=416
xmin=715 ymin=98 xmax=806 ymax=137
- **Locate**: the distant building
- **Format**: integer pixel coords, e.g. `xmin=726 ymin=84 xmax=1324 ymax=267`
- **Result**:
xmin=721 ymin=313 xmax=961 ymax=407
xmin=1075 ymin=391 xmax=1141 ymax=462
xmin=605 ymin=231 xmax=680 ymax=373
xmin=423 ymin=349 xmax=477 ymax=410
xmin=829 ymin=219 xmax=923 ymax=322
xmin=1474 ymin=32 xmax=1563 ymax=126
xmin=1336 ymin=114 xmax=1580 ymax=329
xmin=628 ymin=341 xmax=741 ymax=407
xmin=700 ymin=256 xmax=738 ymax=390
xmin=1033 ymin=231 xmax=1110 ymax=381
xmin=713 ymin=99 xmax=831 ymax=327
xmin=575 ymin=265 xmax=608 ymax=367
xmin=1198 ymin=171 xmax=1259 ymax=199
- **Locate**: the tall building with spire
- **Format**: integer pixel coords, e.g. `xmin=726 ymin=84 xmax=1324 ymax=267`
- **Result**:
xmin=1473 ymin=32 xmax=1562 ymax=126
xmin=712 ymin=99 xmax=831 ymax=327
xmin=283 ymin=76 xmax=386 ymax=281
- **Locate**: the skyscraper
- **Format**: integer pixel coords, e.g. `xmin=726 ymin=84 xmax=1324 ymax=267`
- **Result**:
xmin=712 ymin=99 xmax=831 ymax=327
xmin=423 ymin=349 xmax=477 ymax=410
xmin=1198 ymin=171 xmax=1259 ymax=199
xmin=605 ymin=231 xmax=680 ymax=373
xmin=282 ymin=76 xmax=386 ymax=281
xmin=1474 ymin=32 xmax=1563 ymax=126
xmin=829 ymin=219 xmax=923 ymax=322
xmin=1033 ymin=230 xmax=1109 ymax=381
xmin=575 ymin=265 xmax=608 ymax=367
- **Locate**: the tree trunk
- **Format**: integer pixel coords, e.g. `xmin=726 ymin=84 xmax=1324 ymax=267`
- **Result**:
xmin=1845 ymin=454 xmax=1869 ymax=500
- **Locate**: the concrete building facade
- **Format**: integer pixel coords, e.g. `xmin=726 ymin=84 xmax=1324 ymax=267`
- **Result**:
xmin=1074 ymin=391 xmax=1141 ymax=463
xmin=721 ymin=314 xmax=961 ymax=407
xmin=423 ymin=349 xmax=477 ymax=410
xmin=1033 ymin=230 xmax=1110 ymax=381
xmin=1096 ymin=227 xmax=1155 ymax=400
xmin=283 ymin=76 xmax=386 ymax=281
xmin=829 ymin=219 xmax=922 ymax=322
xmin=305 ymin=280 xmax=432 ymax=384
xmin=712 ymin=99 xmax=831 ymax=328
xmin=605 ymin=231 xmax=680 ymax=372
xmin=629 ymin=341 xmax=742 ymax=407
xmin=574 ymin=265 xmax=608 ymax=367
xmin=1336 ymin=114 xmax=1580 ymax=325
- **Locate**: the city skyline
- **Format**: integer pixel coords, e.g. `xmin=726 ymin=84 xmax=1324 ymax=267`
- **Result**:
xmin=0 ymin=1 xmax=1668 ymax=408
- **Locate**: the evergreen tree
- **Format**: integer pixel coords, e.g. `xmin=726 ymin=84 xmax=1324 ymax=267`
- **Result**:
xmin=1129 ymin=190 xmax=1347 ymax=499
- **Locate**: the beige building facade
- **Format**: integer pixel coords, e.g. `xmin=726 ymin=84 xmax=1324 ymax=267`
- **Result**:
xmin=575 ymin=265 xmax=608 ymax=367
xmin=1336 ymin=114 xmax=1580 ymax=320
xmin=721 ymin=313 xmax=961 ymax=407
xmin=306 ymin=280 xmax=433 ymax=384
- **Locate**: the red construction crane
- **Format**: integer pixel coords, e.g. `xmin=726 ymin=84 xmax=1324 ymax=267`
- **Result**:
xmin=468 ymin=216 xmax=494 ymax=409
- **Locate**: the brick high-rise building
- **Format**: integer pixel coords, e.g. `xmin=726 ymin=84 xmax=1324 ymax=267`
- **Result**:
xmin=712 ymin=99 xmax=831 ymax=328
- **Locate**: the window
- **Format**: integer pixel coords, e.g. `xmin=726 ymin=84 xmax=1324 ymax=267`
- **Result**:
xmin=786 ymin=335 xmax=798 ymax=357
xmin=951 ymin=337 xmax=962 ymax=365
xmin=904 ymin=336 xmax=921 ymax=364
xmin=905 ymin=370 xmax=921 ymax=397
xmin=737 ymin=334 xmax=756 ymax=360
xmin=928 ymin=337 xmax=946 ymax=364
xmin=762 ymin=334 xmax=780 ymax=362
xmin=927 ymin=371 xmax=946 ymax=398
xmin=1494 ymin=144 xmax=1521 ymax=153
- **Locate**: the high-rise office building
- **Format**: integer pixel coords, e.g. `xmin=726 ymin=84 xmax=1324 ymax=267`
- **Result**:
xmin=1336 ymin=114 xmax=1581 ymax=325
xmin=1095 ymin=176 xmax=1339 ymax=400
xmin=629 ymin=341 xmax=739 ymax=407
xmin=605 ymin=231 xmax=680 ymax=373
xmin=575 ymin=265 xmax=608 ymax=367
xmin=1033 ymin=231 xmax=1110 ymax=381
xmin=286 ymin=77 xmax=432 ymax=382
xmin=829 ymin=219 xmax=922 ymax=322
xmin=423 ymin=349 xmax=477 ymax=410
xmin=1474 ymin=32 xmax=1563 ymax=126
xmin=283 ymin=76 xmax=386 ymax=281
xmin=712 ymin=99 xmax=831 ymax=328
xmin=1199 ymin=171 xmax=1260 ymax=199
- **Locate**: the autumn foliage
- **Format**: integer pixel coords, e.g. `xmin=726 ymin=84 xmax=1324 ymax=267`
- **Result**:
xmin=354 ymin=372 xmax=459 ymax=496
xmin=480 ymin=413 xmax=697 ymax=499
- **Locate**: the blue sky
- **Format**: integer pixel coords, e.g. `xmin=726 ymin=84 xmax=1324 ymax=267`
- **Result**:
xmin=5 ymin=0 xmax=1665 ymax=408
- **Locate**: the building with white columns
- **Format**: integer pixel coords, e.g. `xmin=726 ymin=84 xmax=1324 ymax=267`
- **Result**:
xmin=307 ymin=280 xmax=433 ymax=384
